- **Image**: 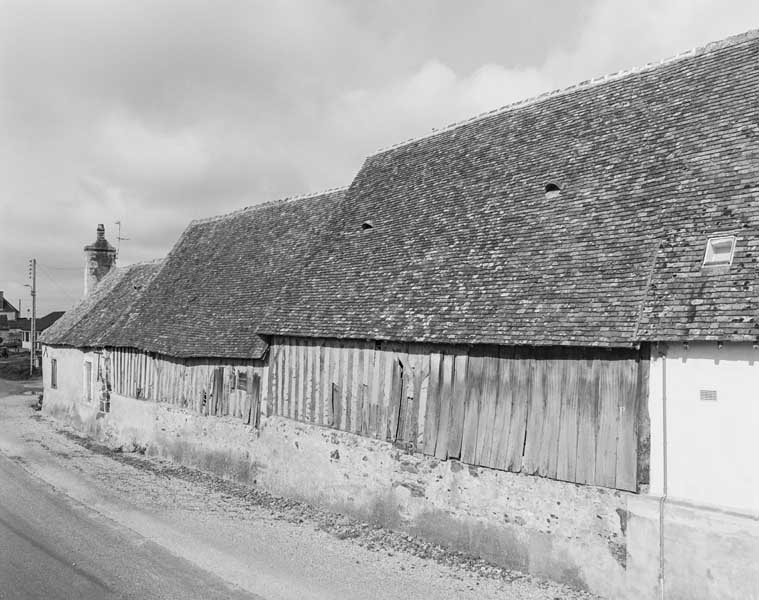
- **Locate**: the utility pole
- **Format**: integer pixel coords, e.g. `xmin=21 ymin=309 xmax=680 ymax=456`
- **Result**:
xmin=28 ymin=259 xmax=36 ymax=376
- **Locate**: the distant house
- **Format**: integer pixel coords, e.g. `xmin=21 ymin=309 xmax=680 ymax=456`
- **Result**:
xmin=8 ymin=311 xmax=66 ymax=350
xmin=40 ymin=29 xmax=759 ymax=600
xmin=0 ymin=292 xmax=19 ymax=322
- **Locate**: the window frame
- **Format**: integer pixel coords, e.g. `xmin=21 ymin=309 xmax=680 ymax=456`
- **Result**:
xmin=83 ymin=359 xmax=93 ymax=403
xmin=50 ymin=358 xmax=57 ymax=389
xmin=702 ymin=235 xmax=737 ymax=268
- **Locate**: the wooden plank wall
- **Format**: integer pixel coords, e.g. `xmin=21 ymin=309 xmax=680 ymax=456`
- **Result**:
xmin=109 ymin=347 xmax=264 ymax=426
xmin=267 ymin=337 xmax=430 ymax=449
xmin=269 ymin=337 xmax=649 ymax=492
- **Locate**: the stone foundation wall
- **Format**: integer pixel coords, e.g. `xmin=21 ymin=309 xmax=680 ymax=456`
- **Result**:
xmin=44 ymin=388 xmax=639 ymax=598
xmin=41 ymin=345 xmax=759 ymax=599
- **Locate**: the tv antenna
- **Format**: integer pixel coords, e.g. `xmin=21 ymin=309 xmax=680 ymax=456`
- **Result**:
xmin=114 ymin=220 xmax=131 ymax=257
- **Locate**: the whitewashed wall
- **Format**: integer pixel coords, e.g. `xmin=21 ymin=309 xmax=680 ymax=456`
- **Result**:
xmin=42 ymin=345 xmax=93 ymax=406
xmin=648 ymin=342 xmax=759 ymax=512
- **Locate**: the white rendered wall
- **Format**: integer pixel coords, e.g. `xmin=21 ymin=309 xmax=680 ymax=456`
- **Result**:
xmin=649 ymin=342 xmax=759 ymax=513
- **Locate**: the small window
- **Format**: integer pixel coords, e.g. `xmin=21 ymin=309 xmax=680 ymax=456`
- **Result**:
xmin=237 ymin=371 xmax=248 ymax=391
xmin=84 ymin=360 xmax=93 ymax=403
xmin=51 ymin=358 xmax=57 ymax=389
xmin=703 ymin=236 xmax=736 ymax=267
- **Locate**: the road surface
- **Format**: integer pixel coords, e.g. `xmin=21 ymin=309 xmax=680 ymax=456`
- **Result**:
xmin=0 ymin=453 xmax=258 ymax=600
xmin=0 ymin=380 xmax=595 ymax=600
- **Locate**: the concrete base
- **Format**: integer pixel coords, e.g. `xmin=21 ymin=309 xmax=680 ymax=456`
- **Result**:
xmin=627 ymin=494 xmax=759 ymax=600
xmin=43 ymin=391 xmax=759 ymax=599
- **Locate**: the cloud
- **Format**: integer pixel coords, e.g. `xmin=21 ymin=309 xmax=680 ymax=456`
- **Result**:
xmin=95 ymin=111 xmax=210 ymax=187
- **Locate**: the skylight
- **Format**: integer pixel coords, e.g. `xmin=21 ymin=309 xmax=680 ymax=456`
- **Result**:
xmin=702 ymin=235 xmax=736 ymax=267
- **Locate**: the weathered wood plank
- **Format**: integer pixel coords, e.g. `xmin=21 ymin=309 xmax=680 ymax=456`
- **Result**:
xmin=395 ymin=346 xmax=412 ymax=443
xmin=250 ymin=372 xmax=261 ymax=428
xmin=595 ymin=358 xmax=620 ymax=488
xmin=334 ymin=343 xmax=344 ymax=429
xmin=575 ymin=357 xmax=599 ymax=485
xmin=460 ymin=349 xmax=484 ymax=465
xmin=351 ymin=341 xmax=362 ymax=434
xmin=322 ymin=343 xmax=330 ymax=426
xmin=326 ymin=344 xmax=336 ymax=427
xmin=475 ymin=350 xmax=501 ymax=468
xmin=304 ymin=340 xmax=313 ymax=423
xmin=556 ymin=351 xmax=580 ymax=483
xmin=407 ymin=343 xmax=427 ymax=451
xmin=422 ymin=351 xmax=442 ymax=455
xmin=293 ymin=339 xmax=303 ymax=421
xmin=434 ymin=352 xmax=455 ymax=460
xmin=636 ymin=346 xmax=651 ymax=491
xmin=361 ymin=345 xmax=373 ymax=435
xmin=380 ymin=344 xmax=394 ymax=440
xmin=522 ymin=349 xmax=548 ymax=475
xmin=615 ymin=357 xmax=639 ymax=492
xmin=491 ymin=346 xmax=514 ymax=471
xmin=281 ymin=339 xmax=290 ymax=418
xmin=308 ymin=342 xmax=318 ymax=424
xmin=538 ymin=349 xmax=564 ymax=479
xmin=388 ymin=355 xmax=402 ymax=442
xmin=447 ymin=350 xmax=469 ymax=459
xmin=342 ymin=341 xmax=353 ymax=432
xmin=505 ymin=349 xmax=531 ymax=472
xmin=276 ymin=341 xmax=284 ymax=417
xmin=302 ymin=340 xmax=311 ymax=422
xmin=289 ymin=339 xmax=298 ymax=420
xmin=266 ymin=347 xmax=275 ymax=418
xmin=244 ymin=369 xmax=253 ymax=425
xmin=368 ymin=344 xmax=381 ymax=437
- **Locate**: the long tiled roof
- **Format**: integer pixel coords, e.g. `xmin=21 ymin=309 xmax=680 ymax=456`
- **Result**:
xmin=40 ymin=262 xmax=161 ymax=347
xmin=111 ymin=189 xmax=347 ymax=359
xmin=43 ymin=30 xmax=759 ymax=353
xmin=259 ymin=29 xmax=759 ymax=346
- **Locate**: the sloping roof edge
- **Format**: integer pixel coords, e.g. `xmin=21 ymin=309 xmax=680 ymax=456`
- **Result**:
xmin=371 ymin=28 xmax=759 ymax=157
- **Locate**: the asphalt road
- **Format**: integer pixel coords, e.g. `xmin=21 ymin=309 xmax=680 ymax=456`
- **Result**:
xmin=0 ymin=376 xmax=32 ymax=398
xmin=0 ymin=453 xmax=260 ymax=600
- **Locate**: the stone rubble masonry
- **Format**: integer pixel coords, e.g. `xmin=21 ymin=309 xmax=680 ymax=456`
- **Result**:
xmin=43 ymin=366 xmax=629 ymax=598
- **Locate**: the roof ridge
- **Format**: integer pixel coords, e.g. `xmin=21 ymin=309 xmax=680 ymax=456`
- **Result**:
xmin=121 ymin=258 xmax=163 ymax=268
xmin=370 ymin=27 xmax=759 ymax=156
xmin=190 ymin=186 xmax=349 ymax=226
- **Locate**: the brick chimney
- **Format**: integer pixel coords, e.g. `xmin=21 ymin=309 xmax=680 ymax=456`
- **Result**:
xmin=0 ymin=290 xmax=4 ymax=309
xmin=83 ymin=224 xmax=117 ymax=296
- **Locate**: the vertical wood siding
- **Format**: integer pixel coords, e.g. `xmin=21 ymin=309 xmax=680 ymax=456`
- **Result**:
xmin=268 ymin=337 xmax=649 ymax=492
xmin=109 ymin=347 xmax=265 ymax=425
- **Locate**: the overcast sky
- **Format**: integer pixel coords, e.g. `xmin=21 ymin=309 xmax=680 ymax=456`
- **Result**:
xmin=2 ymin=0 xmax=759 ymax=316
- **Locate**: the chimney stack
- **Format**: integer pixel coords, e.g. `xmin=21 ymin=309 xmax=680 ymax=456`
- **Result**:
xmin=83 ymin=224 xmax=117 ymax=296
xmin=0 ymin=291 xmax=4 ymax=308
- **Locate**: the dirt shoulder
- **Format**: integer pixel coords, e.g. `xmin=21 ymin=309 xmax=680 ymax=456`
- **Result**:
xmin=0 ymin=387 xmax=597 ymax=600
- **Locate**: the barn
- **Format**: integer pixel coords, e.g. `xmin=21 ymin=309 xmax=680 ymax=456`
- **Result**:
xmin=41 ymin=29 xmax=759 ymax=600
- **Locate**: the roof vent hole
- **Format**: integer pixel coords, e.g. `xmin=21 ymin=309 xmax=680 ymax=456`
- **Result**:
xmin=361 ymin=220 xmax=374 ymax=230
xmin=544 ymin=183 xmax=561 ymax=198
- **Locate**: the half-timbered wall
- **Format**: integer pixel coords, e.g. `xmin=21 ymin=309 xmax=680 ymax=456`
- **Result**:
xmin=268 ymin=337 xmax=649 ymax=492
xmin=109 ymin=347 xmax=265 ymax=426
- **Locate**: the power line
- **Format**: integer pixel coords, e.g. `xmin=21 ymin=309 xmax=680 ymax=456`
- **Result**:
xmin=44 ymin=266 xmax=81 ymax=271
